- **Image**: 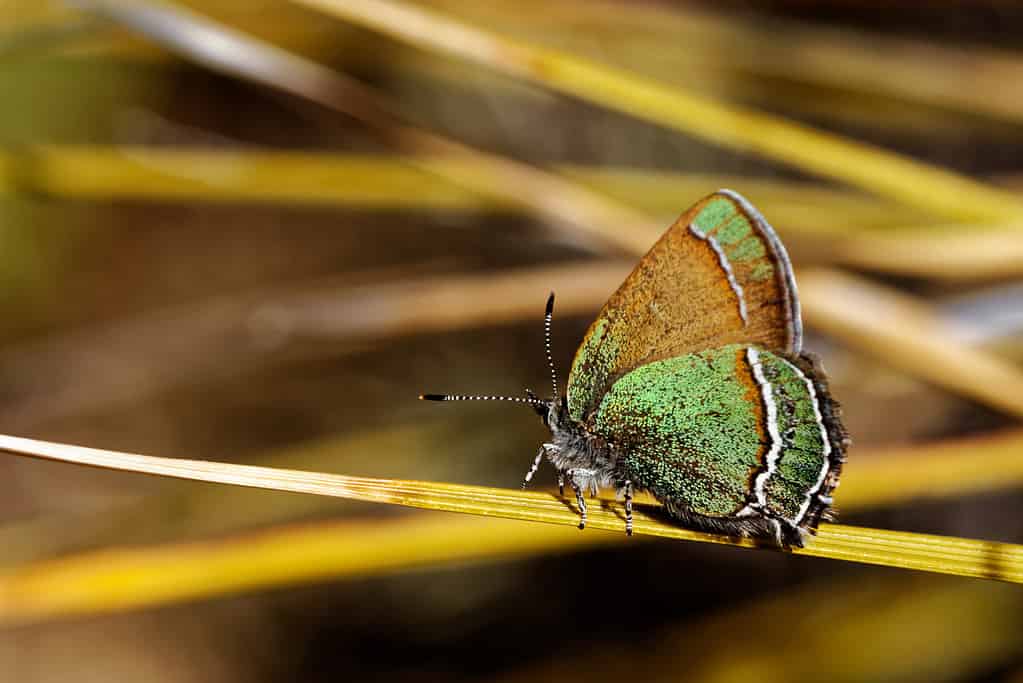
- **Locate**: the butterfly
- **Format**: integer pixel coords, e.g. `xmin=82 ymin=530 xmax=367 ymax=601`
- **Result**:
xmin=422 ymin=190 xmax=848 ymax=547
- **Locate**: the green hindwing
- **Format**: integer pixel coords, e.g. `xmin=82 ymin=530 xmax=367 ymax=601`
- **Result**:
xmin=593 ymin=345 xmax=762 ymax=517
xmin=593 ymin=344 xmax=832 ymax=523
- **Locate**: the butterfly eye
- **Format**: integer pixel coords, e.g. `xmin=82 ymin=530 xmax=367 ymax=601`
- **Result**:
xmin=525 ymin=389 xmax=550 ymax=424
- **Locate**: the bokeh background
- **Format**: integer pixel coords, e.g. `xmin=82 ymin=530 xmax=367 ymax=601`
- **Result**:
xmin=3 ymin=0 xmax=1023 ymax=681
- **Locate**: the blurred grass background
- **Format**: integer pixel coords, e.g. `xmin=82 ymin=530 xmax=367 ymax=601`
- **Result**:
xmin=3 ymin=0 xmax=1023 ymax=681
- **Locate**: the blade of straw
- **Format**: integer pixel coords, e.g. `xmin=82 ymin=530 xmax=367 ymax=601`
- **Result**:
xmin=1 ymin=433 xmax=1021 ymax=583
xmin=3 ymin=429 xmax=1023 ymax=623
xmin=798 ymin=267 xmax=1023 ymax=418
xmin=64 ymin=0 xmax=660 ymax=254
xmin=293 ymin=0 xmax=1023 ymax=222
xmin=11 ymin=145 xmax=1023 ymax=279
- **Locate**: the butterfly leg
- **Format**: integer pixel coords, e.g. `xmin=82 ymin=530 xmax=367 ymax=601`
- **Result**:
xmin=566 ymin=468 xmax=587 ymax=529
xmin=557 ymin=471 xmax=565 ymax=497
xmin=623 ymin=480 xmax=633 ymax=536
xmin=521 ymin=443 xmax=550 ymax=489
xmin=769 ymin=515 xmax=806 ymax=549
xmin=748 ymin=506 xmax=805 ymax=549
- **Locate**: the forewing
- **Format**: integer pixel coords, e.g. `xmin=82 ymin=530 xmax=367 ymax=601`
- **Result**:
xmin=567 ymin=189 xmax=801 ymax=422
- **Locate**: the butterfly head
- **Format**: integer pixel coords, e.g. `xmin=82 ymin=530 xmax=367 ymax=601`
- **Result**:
xmin=524 ymin=389 xmax=570 ymax=432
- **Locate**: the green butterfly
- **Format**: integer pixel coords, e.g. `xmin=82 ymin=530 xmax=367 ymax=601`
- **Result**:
xmin=423 ymin=190 xmax=848 ymax=547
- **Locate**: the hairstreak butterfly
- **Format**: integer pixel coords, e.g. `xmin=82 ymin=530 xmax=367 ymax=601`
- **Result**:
xmin=422 ymin=190 xmax=848 ymax=547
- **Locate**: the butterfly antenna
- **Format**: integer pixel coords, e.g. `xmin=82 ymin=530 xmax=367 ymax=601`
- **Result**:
xmin=419 ymin=293 xmax=560 ymax=412
xmin=544 ymin=292 xmax=560 ymax=402
xmin=419 ymin=394 xmax=547 ymax=408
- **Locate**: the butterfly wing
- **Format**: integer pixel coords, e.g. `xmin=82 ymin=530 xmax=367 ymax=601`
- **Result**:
xmin=591 ymin=344 xmax=845 ymax=532
xmin=566 ymin=189 xmax=801 ymax=423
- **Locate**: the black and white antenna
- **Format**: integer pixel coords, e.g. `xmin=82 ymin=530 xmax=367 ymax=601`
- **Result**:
xmin=419 ymin=294 xmax=560 ymax=412
xmin=544 ymin=292 xmax=559 ymax=402
xmin=419 ymin=393 xmax=547 ymax=408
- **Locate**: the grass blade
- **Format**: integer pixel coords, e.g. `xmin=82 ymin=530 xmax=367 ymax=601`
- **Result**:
xmin=0 ymin=514 xmax=609 ymax=623
xmin=798 ymin=268 xmax=1023 ymax=418
xmin=3 ymin=428 xmax=1023 ymax=622
xmin=294 ymin=0 xmax=1023 ymax=222
xmin=837 ymin=227 xmax=1023 ymax=281
xmin=431 ymin=0 xmax=1023 ymax=126
xmin=11 ymin=146 xmax=1023 ymax=280
xmin=840 ymin=430 xmax=1023 ymax=509
xmin=68 ymin=0 xmax=660 ymax=254
xmin=7 ymin=146 xmax=922 ymax=235
xmin=1 ymin=433 xmax=1021 ymax=585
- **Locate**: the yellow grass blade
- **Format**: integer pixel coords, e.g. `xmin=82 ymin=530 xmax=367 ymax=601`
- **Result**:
xmin=69 ymin=0 xmax=660 ymax=255
xmin=6 ymin=146 xmax=927 ymax=235
xmin=798 ymin=268 xmax=1023 ymax=417
xmin=9 ymin=146 xmax=1023 ymax=279
xmin=2 ymin=428 xmax=1022 ymax=622
xmin=294 ymin=0 xmax=1023 ymax=222
xmin=841 ymin=430 xmax=1023 ymax=510
xmin=1 ymin=434 xmax=1021 ymax=590
xmin=5 ymin=423 xmax=1022 ymax=563
xmin=0 ymin=514 xmax=610 ymax=623
xmin=428 ymin=0 xmax=1023 ymax=126
xmin=837 ymin=228 xmax=1023 ymax=280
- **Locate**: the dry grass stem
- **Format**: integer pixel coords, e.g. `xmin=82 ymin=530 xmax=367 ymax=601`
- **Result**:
xmin=295 ymin=0 xmax=1023 ymax=221
xmin=10 ymin=146 xmax=1023 ymax=279
xmin=798 ymin=268 xmax=1023 ymax=418
xmin=68 ymin=0 xmax=661 ymax=254
xmin=431 ymin=0 xmax=1023 ymax=125
xmin=837 ymin=229 xmax=1023 ymax=281
xmin=1 ymin=434 xmax=1021 ymax=592
xmin=3 ymin=428 xmax=1023 ymax=622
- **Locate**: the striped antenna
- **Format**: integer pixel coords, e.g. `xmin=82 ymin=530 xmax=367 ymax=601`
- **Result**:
xmin=419 ymin=393 xmax=547 ymax=409
xmin=419 ymin=294 xmax=560 ymax=412
xmin=544 ymin=292 xmax=560 ymax=401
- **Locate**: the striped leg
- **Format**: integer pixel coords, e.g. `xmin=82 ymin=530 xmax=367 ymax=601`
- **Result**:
xmin=770 ymin=514 xmax=807 ymax=549
xmin=566 ymin=469 xmax=587 ymax=529
xmin=521 ymin=444 xmax=549 ymax=489
xmin=623 ymin=480 xmax=633 ymax=536
xmin=557 ymin=472 xmax=565 ymax=496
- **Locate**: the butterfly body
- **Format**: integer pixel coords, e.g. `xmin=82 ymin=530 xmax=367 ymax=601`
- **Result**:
xmin=423 ymin=189 xmax=847 ymax=547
